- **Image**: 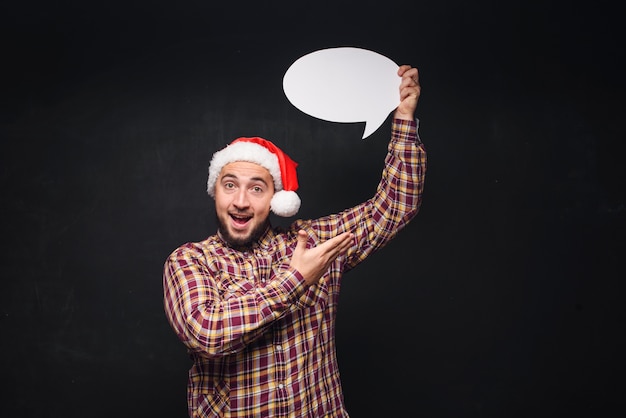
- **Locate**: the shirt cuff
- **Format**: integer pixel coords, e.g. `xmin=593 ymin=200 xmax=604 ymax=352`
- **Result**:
xmin=276 ymin=266 xmax=308 ymax=303
xmin=392 ymin=117 xmax=421 ymax=144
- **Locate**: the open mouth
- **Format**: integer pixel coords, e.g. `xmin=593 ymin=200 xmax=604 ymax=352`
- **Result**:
xmin=230 ymin=214 xmax=252 ymax=226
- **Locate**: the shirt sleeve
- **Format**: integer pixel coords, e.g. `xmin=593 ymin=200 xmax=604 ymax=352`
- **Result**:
xmin=308 ymin=118 xmax=427 ymax=270
xmin=162 ymin=243 xmax=308 ymax=358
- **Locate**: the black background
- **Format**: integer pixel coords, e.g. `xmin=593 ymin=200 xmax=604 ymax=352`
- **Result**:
xmin=2 ymin=1 xmax=625 ymax=417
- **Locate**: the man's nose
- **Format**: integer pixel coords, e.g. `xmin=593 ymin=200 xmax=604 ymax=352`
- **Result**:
xmin=232 ymin=189 xmax=250 ymax=208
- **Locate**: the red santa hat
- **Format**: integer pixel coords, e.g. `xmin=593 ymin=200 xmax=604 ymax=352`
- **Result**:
xmin=207 ymin=137 xmax=301 ymax=217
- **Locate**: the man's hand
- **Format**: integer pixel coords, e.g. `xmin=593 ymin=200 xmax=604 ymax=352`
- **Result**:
xmin=290 ymin=229 xmax=354 ymax=286
xmin=394 ymin=65 xmax=420 ymax=121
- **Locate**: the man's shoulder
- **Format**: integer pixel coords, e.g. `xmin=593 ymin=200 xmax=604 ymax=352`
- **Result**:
xmin=168 ymin=235 xmax=219 ymax=259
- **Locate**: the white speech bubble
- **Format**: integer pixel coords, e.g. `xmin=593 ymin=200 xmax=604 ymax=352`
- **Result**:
xmin=283 ymin=47 xmax=400 ymax=139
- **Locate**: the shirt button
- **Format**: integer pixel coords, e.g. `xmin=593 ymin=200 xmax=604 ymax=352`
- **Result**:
xmin=278 ymin=383 xmax=284 ymax=389
xmin=276 ymin=345 xmax=282 ymax=351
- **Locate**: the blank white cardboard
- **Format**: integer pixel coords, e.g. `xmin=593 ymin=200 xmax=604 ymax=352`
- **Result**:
xmin=283 ymin=47 xmax=400 ymax=139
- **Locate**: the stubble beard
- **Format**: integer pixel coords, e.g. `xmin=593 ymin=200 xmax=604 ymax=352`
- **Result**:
xmin=216 ymin=212 xmax=270 ymax=249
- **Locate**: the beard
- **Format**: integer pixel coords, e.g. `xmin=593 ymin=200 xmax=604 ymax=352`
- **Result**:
xmin=216 ymin=212 xmax=270 ymax=250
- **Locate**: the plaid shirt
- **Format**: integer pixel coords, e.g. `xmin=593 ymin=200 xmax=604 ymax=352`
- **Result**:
xmin=163 ymin=119 xmax=426 ymax=418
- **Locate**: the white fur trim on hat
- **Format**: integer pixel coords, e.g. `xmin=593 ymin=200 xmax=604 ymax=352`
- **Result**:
xmin=207 ymin=141 xmax=283 ymax=196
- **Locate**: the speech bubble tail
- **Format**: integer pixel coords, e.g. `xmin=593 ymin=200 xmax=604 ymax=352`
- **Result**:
xmin=361 ymin=115 xmax=389 ymax=140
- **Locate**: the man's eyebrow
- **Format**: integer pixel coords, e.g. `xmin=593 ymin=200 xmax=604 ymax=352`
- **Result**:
xmin=220 ymin=173 xmax=237 ymax=180
xmin=220 ymin=173 xmax=270 ymax=185
xmin=251 ymin=176 xmax=270 ymax=185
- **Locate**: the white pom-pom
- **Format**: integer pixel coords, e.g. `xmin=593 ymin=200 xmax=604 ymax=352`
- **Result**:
xmin=271 ymin=190 xmax=301 ymax=217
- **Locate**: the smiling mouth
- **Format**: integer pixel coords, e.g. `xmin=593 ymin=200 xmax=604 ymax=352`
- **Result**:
xmin=230 ymin=214 xmax=252 ymax=226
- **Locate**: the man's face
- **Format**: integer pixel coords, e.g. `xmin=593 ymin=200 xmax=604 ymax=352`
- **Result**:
xmin=214 ymin=161 xmax=274 ymax=248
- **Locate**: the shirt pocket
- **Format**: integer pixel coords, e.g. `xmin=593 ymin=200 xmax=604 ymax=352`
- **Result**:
xmin=216 ymin=271 xmax=255 ymax=301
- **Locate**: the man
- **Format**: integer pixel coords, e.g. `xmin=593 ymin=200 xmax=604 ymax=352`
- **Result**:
xmin=163 ymin=64 xmax=425 ymax=417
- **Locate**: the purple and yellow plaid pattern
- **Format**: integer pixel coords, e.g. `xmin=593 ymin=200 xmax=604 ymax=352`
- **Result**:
xmin=163 ymin=119 xmax=426 ymax=417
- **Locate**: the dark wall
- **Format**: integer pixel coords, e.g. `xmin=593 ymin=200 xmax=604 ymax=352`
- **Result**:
xmin=2 ymin=1 xmax=624 ymax=417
